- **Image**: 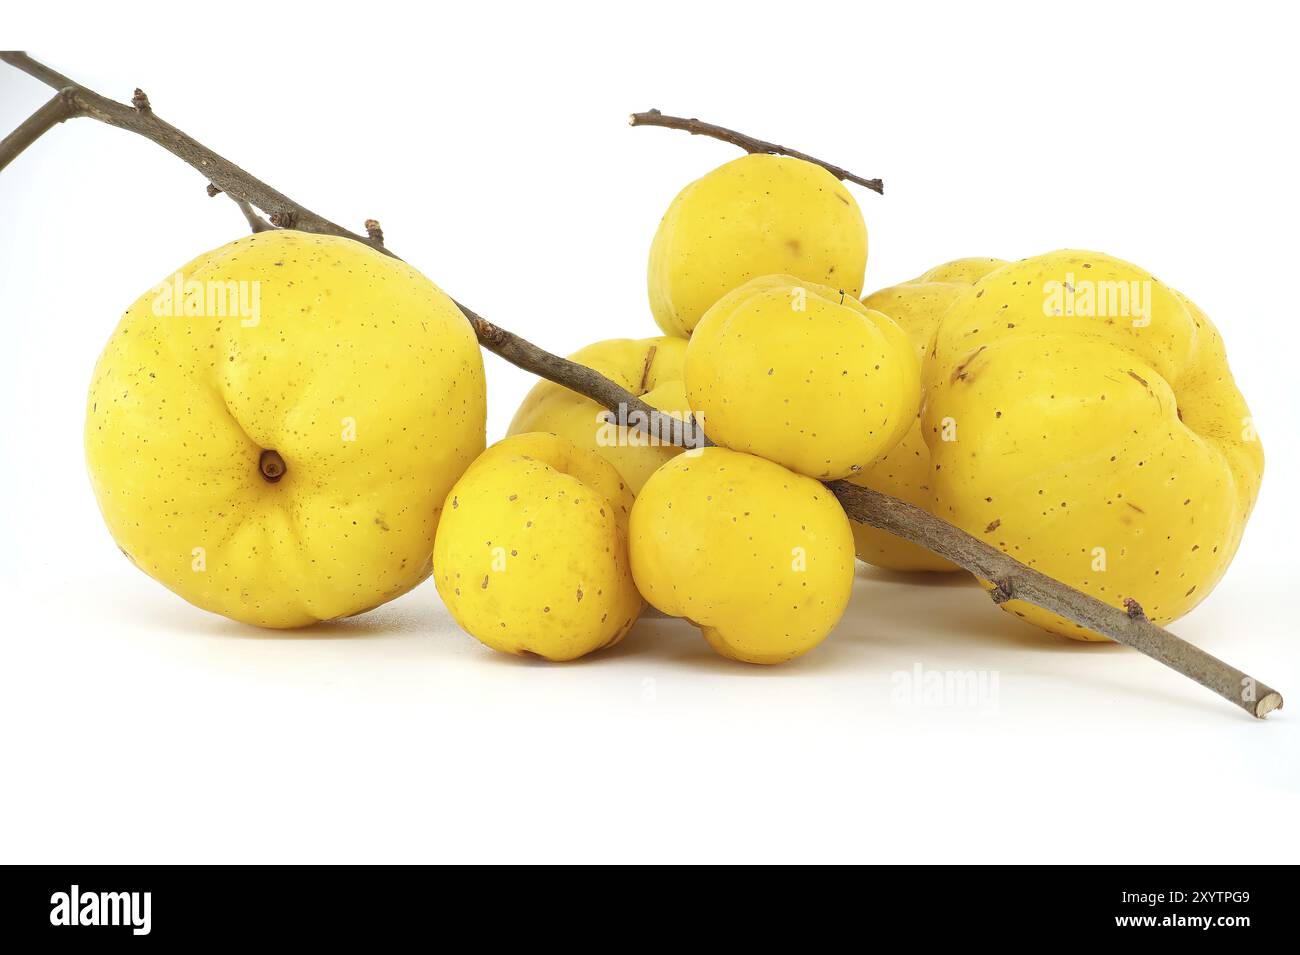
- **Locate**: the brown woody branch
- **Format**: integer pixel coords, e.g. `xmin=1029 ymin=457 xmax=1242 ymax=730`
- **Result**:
xmin=458 ymin=300 xmax=708 ymax=450
xmin=0 ymin=51 xmax=386 ymax=256
xmin=828 ymin=481 xmax=1281 ymax=719
xmin=629 ymin=108 xmax=884 ymax=194
xmin=1 ymin=52 xmax=1281 ymax=718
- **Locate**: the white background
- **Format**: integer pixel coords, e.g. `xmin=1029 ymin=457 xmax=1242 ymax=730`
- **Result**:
xmin=2 ymin=2 xmax=1297 ymax=863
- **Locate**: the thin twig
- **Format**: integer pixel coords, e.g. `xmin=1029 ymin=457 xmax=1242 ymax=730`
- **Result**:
xmin=458 ymin=301 xmax=707 ymax=450
xmin=235 ymin=198 xmax=274 ymax=233
xmin=0 ymin=51 xmax=387 ymax=257
xmin=629 ymin=108 xmax=884 ymax=194
xmin=0 ymin=52 xmax=1282 ymax=718
xmin=207 ymin=183 xmax=275 ymax=233
xmin=828 ymin=481 xmax=1282 ymax=719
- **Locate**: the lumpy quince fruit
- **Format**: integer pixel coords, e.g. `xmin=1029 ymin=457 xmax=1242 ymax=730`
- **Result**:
xmin=433 ymin=432 xmax=643 ymax=661
xmin=686 ymin=275 xmax=919 ymax=480
xmin=924 ymin=250 xmax=1263 ymax=638
xmin=910 ymin=257 xmax=1010 ymax=285
xmin=507 ymin=336 xmax=690 ymax=494
xmin=648 ymin=154 xmax=868 ymax=338
xmin=848 ymin=257 xmax=1007 ymax=571
xmin=629 ymin=447 xmax=855 ymax=664
xmin=85 ymin=230 xmax=486 ymax=628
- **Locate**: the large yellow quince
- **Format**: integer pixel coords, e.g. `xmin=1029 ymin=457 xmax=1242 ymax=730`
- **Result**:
xmin=648 ymin=154 xmax=868 ymax=338
xmin=686 ymin=275 xmax=919 ymax=480
xmin=924 ymin=250 xmax=1264 ymax=638
xmin=506 ymin=336 xmax=690 ymax=494
xmin=629 ymin=447 xmax=856 ymax=664
xmin=85 ymin=230 xmax=486 ymax=628
xmin=848 ymin=257 xmax=1006 ymax=571
xmin=433 ymin=433 xmax=643 ymax=661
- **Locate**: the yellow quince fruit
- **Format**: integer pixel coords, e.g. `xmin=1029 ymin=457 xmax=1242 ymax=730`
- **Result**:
xmin=686 ymin=275 xmax=919 ymax=480
xmin=629 ymin=447 xmax=856 ymax=664
xmin=85 ymin=230 xmax=486 ymax=628
xmin=433 ymin=433 xmax=643 ymax=660
xmin=924 ymin=250 xmax=1263 ymax=638
xmin=648 ymin=154 xmax=868 ymax=338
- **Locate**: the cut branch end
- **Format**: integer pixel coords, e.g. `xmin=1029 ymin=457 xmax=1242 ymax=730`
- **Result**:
xmin=1256 ymin=692 xmax=1283 ymax=719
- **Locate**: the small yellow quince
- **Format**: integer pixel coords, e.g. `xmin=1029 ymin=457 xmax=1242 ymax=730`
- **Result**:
xmin=648 ymin=154 xmax=868 ymax=338
xmin=924 ymin=250 xmax=1264 ymax=638
xmin=629 ymin=447 xmax=856 ymax=664
xmin=85 ymin=230 xmax=486 ymax=627
xmin=507 ymin=336 xmax=690 ymax=494
xmin=433 ymin=433 xmax=643 ymax=661
xmin=686 ymin=275 xmax=919 ymax=480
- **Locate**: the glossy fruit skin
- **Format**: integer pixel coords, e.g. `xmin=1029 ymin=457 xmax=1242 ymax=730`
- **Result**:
xmin=924 ymin=250 xmax=1264 ymax=639
xmin=629 ymin=447 xmax=855 ymax=664
xmin=848 ymin=258 xmax=1007 ymax=571
xmin=433 ymin=433 xmax=643 ymax=661
xmin=648 ymin=154 xmax=868 ymax=338
xmin=507 ymin=336 xmax=690 ymax=494
xmin=686 ymin=275 xmax=919 ymax=480
xmin=85 ymin=230 xmax=485 ymax=628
